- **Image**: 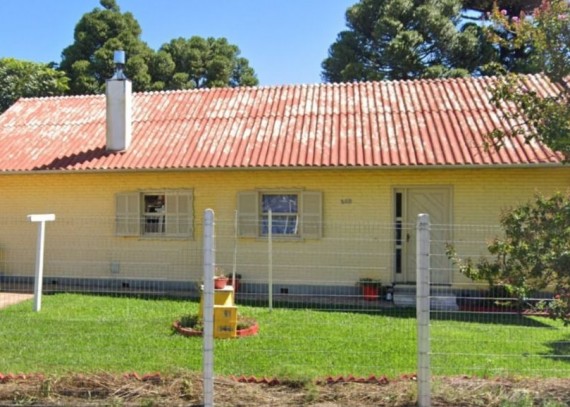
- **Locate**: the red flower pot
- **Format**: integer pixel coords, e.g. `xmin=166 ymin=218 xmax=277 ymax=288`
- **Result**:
xmin=214 ymin=277 xmax=228 ymax=289
xmin=362 ymin=285 xmax=379 ymax=301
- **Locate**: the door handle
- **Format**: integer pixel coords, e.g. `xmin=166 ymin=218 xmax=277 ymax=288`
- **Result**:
xmin=406 ymin=233 xmax=411 ymax=243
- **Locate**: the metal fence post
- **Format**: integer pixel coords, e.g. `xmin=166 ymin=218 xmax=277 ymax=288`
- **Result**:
xmin=417 ymin=213 xmax=431 ymax=407
xmin=203 ymin=209 xmax=215 ymax=407
xmin=268 ymin=209 xmax=273 ymax=311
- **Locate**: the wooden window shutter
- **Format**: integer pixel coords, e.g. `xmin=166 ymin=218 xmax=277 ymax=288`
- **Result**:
xmin=301 ymin=191 xmax=322 ymax=239
xmin=116 ymin=192 xmax=140 ymax=236
xmin=237 ymin=191 xmax=259 ymax=237
xmin=165 ymin=191 xmax=193 ymax=237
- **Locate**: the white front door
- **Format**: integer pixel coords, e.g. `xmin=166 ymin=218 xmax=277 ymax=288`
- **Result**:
xmin=394 ymin=187 xmax=452 ymax=285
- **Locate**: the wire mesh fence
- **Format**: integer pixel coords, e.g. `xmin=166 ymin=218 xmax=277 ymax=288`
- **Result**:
xmin=429 ymin=293 xmax=570 ymax=379
xmin=427 ymin=222 xmax=569 ymax=381
xmin=0 ymin=214 xmax=568 ymax=386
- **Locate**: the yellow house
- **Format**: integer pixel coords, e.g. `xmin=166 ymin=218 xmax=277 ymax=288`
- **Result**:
xmin=0 ymin=66 xmax=567 ymax=298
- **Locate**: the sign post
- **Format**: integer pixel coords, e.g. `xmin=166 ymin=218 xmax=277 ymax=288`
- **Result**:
xmin=28 ymin=214 xmax=55 ymax=312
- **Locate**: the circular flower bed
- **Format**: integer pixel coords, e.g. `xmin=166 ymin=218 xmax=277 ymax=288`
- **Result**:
xmin=173 ymin=314 xmax=258 ymax=338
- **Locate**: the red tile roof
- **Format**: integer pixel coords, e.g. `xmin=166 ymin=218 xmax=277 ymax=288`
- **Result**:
xmin=0 ymin=75 xmax=563 ymax=172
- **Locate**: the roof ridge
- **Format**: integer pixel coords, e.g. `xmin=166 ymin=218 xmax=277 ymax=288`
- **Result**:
xmin=135 ymin=82 xmax=349 ymax=96
xmin=16 ymin=74 xmax=553 ymax=101
xmin=19 ymin=93 xmax=103 ymax=102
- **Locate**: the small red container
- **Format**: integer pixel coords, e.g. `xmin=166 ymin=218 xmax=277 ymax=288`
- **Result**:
xmin=214 ymin=277 xmax=228 ymax=289
xmin=362 ymin=285 xmax=379 ymax=301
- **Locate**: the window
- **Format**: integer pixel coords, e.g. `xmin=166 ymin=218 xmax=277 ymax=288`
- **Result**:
xmin=394 ymin=192 xmax=403 ymax=274
xmin=116 ymin=190 xmax=193 ymax=237
xmin=237 ymin=190 xmax=322 ymax=239
xmin=144 ymin=194 xmax=165 ymax=234
xmin=261 ymin=194 xmax=298 ymax=235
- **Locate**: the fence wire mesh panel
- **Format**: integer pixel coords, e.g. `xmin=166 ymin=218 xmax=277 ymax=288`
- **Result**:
xmin=429 ymin=223 xmax=570 ymax=379
xmin=0 ymin=216 xmax=205 ymax=374
xmin=209 ymin=218 xmax=417 ymax=379
xmin=0 ymin=216 xmax=416 ymax=380
xmin=0 ymin=215 xmax=567 ymax=388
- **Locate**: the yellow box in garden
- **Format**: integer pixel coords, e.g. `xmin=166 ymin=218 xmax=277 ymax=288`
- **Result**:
xmin=198 ymin=285 xmax=237 ymax=337
xmin=199 ymin=285 xmax=235 ymax=317
xmin=214 ymin=306 xmax=237 ymax=338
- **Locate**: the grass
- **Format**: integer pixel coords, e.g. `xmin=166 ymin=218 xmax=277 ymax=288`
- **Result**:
xmin=1 ymin=293 xmax=570 ymax=379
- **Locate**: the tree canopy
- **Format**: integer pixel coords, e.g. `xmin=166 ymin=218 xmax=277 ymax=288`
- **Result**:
xmin=0 ymin=0 xmax=258 ymax=111
xmin=321 ymin=0 xmax=548 ymax=82
xmin=0 ymin=58 xmax=69 ymax=113
xmin=59 ymin=0 xmax=154 ymax=94
xmin=152 ymin=37 xmax=258 ymax=90
xmin=464 ymin=0 xmax=542 ymax=15
xmin=486 ymin=0 xmax=570 ymax=161
xmin=322 ymin=0 xmax=499 ymax=82
xmin=58 ymin=0 xmax=258 ymax=94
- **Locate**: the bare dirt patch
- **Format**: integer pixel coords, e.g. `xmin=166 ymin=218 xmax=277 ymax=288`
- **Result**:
xmin=1 ymin=373 xmax=570 ymax=406
xmin=0 ymin=293 xmax=33 ymax=309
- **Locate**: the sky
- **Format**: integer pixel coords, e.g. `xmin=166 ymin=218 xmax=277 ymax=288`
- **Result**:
xmin=0 ymin=0 xmax=356 ymax=86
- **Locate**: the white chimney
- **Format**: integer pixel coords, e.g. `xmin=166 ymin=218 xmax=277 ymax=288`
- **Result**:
xmin=105 ymin=50 xmax=132 ymax=151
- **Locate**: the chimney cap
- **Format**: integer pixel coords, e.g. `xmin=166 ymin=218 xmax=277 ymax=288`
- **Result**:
xmin=111 ymin=50 xmax=127 ymax=80
xmin=114 ymin=50 xmax=126 ymax=64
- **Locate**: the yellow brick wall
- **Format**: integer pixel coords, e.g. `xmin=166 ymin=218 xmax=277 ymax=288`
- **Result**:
xmin=0 ymin=167 xmax=568 ymax=287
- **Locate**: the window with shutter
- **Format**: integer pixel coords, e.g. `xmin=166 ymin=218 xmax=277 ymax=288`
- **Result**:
xmin=115 ymin=190 xmax=193 ymax=238
xmin=237 ymin=190 xmax=322 ymax=239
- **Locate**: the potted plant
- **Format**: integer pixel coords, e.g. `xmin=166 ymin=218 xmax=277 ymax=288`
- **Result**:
xmin=214 ymin=267 xmax=228 ymax=289
xmin=357 ymin=278 xmax=382 ymax=301
xmin=227 ymin=273 xmax=242 ymax=292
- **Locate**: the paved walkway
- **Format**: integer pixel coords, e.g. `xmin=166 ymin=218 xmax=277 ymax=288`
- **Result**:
xmin=0 ymin=292 xmax=33 ymax=309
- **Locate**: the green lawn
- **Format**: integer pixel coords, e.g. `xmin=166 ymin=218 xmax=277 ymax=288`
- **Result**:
xmin=1 ymin=293 xmax=569 ymax=379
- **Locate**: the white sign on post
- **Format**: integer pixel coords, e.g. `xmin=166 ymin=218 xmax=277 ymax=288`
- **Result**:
xmin=27 ymin=214 xmax=56 ymax=312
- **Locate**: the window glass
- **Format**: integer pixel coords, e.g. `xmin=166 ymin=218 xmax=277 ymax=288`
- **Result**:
xmin=261 ymin=194 xmax=298 ymax=235
xmin=395 ymin=192 xmax=403 ymax=217
xmin=144 ymin=194 xmax=165 ymax=234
